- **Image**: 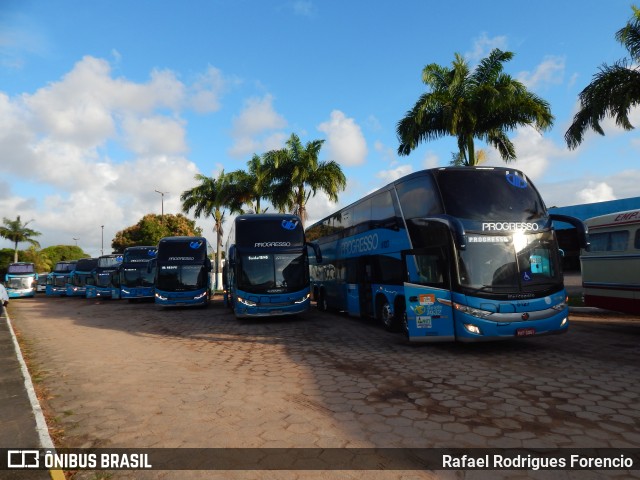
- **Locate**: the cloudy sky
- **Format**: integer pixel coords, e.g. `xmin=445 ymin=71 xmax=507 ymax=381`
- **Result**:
xmin=1 ymin=0 xmax=639 ymax=256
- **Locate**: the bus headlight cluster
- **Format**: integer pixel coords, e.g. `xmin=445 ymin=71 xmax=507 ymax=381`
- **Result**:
xmin=155 ymin=293 xmax=168 ymax=301
xmin=453 ymin=303 xmax=493 ymax=319
xmin=194 ymin=291 xmax=208 ymax=300
xmin=293 ymin=294 xmax=310 ymax=304
xmin=237 ymin=296 xmax=256 ymax=307
xmin=551 ymin=301 xmax=568 ymax=311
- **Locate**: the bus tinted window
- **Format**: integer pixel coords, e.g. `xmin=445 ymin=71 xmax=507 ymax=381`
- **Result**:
xmin=236 ymin=218 xmax=304 ymax=247
xmin=371 ymin=191 xmax=396 ymax=223
xmin=7 ymin=264 xmax=35 ymax=274
xmin=635 ymin=229 xmax=640 ymax=249
xmin=434 ymin=169 xmax=545 ymax=222
xmin=589 ymin=231 xmax=629 ymax=252
xmin=395 ymin=174 xmax=442 ymax=219
xmin=353 ymin=200 xmax=371 ymax=229
xmin=157 ymin=240 xmax=207 ymax=261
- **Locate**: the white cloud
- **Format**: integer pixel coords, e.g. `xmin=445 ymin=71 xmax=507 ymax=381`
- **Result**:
xmin=188 ymin=66 xmax=227 ymax=113
xmin=484 ymin=125 xmax=566 ymax=181
xmin=518 ymin=56 xmax=565 ymax=90
xmin=317 ymin=110 xmax=367 ymax=166
xmin=0 ymin=55 xmax=225 ymax=256
xmin=465 ymin=33 xmax=508 ymax=63
xmin=577 ymin=182 xmax=617 ymax=204
xmin=228 ymin=94 xmax=287 ymax=158
xmin=122 ymin=115 xmax=187 ymax=156
xmin=376 ymin=164 xmax=413 ymax=183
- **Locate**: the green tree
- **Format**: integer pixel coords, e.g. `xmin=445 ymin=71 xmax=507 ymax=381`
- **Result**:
xmin=0 ymin=216 xmax=42 ymax=263
xmin=266 ymin=133 xmax=346 ymax=226
xmin=112 ymin=214 xmax=202 ymax=252
xmin=566 ymin=6 xmax=640 ymax=149
xmin=397 ymin=49 xmax=554 ymax=165
xmin=180 ymin=172 xmax=229 ymax=289
xmin=226 ymin=154 xmax=273 ymax=214
xmin=39 ymin=245 xmax=89 ymax=267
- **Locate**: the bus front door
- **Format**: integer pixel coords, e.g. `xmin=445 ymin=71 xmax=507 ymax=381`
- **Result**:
xmin=403 ymin=250 xmax=455 ymax=342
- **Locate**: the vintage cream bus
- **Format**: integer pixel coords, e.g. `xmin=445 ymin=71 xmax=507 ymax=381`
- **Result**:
xmin=580 ymin=209 xmax=640 ymax=314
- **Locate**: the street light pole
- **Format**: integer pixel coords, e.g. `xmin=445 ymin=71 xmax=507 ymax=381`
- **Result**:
xmin=101 ymin=225 xmax=104 ymax=256
xmin=73 ymin=237 xmax=79 ymax=246
xmin=154 ymin=190 xmax=168 ymax=224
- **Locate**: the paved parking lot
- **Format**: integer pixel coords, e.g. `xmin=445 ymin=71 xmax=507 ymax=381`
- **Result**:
xmin=5 ymin=296 xmax=640 ymax=479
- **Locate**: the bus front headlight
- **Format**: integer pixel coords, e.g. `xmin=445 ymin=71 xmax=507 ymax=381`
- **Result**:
xmin=454 ymin=303 xmax=493 ymax=319
xmin=293 ymin=293 xmax=310 ymax=304
xmin=237 ymin=296 xmax=256 ymax=307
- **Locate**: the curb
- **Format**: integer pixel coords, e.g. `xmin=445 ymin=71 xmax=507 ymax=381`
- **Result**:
xmin=3 ymin=306 xmax=66 ymax=480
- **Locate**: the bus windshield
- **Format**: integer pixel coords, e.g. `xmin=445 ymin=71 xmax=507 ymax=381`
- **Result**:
xmin=7 ymin=277 xmax=34 ymax=289
xmin=157 ymin=264 xmax=208 ymax=291
xmin=457 ymin=231 xmax=561 ymax=294
xmin=72 ymin=273 xmax=93 ymax=287
xmin=237 ymin=252 xmax=307 ymax=294
xmin=98 ymin=256 xmax=121 ymax=268
xmin=122 ymin=266 xmax=155 ymax=287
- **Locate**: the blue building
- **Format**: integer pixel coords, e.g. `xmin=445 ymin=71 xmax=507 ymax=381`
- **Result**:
xmin=549 ymin=197 xmax=640 ymax=271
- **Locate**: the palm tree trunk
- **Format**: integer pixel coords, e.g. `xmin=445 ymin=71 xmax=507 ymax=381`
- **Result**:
xmin=466 ymin=137 xmax=476 ymax=166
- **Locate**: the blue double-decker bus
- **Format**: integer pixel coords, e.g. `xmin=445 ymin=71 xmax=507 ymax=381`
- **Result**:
xmin=154 ymin=236 xmax=213 ymax=307
xmin=86 ymin=254 xmax=122 ymax=299
xmin=46 ymin=261 xmax=78 ymax=296
xmin=115 ymin=246 xmax=157 ymax=301
xmin=5 ymin=262 xmax=38 ymax=298
xmin=305 ymin=167 xmax=588 ymax=343
xmin=66 ymin=258 xmax=98 ymax=297
xmin=223 ymin=214 xmax=322 ymax=317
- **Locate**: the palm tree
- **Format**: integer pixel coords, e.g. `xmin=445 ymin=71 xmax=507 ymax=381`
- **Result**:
xmin=565 ymin=6 xmax=640 ymax=149
xmin=0 ymin=216 xmax=42 ymax=263
xmin=397 ymin=49 xmax=554 ymax=165
xmin=180 ymin=171 xmax=231 ymax=290
xmin=266 ymin=133 xmax=346 ymax=226
xmin=225 ymin=154 xmax=273 ymax=214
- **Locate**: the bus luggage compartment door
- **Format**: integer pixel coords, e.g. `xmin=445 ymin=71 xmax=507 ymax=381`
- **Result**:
xmin=346 ymin=283 xmax=360 ymax=316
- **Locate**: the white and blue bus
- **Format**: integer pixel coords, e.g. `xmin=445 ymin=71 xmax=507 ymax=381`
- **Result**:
xmin=66 ymin=257 xmax=98 ymax=297
xmin=46 ymin=260 xmax=78 ymax=296
xmin=223 ymin=214 xmax=322 ymax=318
xmin=86 ymin=254 xmax=123 ymax=299
xmin=306 ymin=166 xmax=588 ymax=343
xmin=115 ymin=246 xmax=157 ymax=301
xmin=5 ymin=262 xmax=38 ymax=298
xmin=154 ymin=236 xmax=213 ymax=307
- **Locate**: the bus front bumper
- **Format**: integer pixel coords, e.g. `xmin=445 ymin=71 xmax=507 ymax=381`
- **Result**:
xmin=234 ymin=295 xmax=310 ymax=318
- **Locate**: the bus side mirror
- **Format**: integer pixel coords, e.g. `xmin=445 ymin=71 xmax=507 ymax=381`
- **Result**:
xmin=307 ymin=242 xmax=322 ymax=263
xmin=549 ymin=214 xmax=590 ymax=251
xmin=206 ymin=258 xmax=212 ymax=272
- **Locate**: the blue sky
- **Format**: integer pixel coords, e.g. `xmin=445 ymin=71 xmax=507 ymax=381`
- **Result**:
xmin=1 ymin=0 xmax=639 ymax=256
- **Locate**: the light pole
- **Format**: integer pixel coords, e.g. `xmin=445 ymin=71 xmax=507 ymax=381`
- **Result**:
xmin=73 ymin=237 xmax=79 ymax=246
xmin=101 ymin=225 xmax=104 ymax=256
xmin=155 ymin=190 xmax=168 ymax=224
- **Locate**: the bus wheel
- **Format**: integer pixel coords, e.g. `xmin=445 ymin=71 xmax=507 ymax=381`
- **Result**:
xmin=378 ymin=299 xmax=398 ymax=332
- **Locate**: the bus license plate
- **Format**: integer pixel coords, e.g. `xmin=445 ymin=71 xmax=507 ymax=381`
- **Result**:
xmin=516 ymin=328 xmax=536 ymax=337
xmin=270 ymin=310 xmax=283 ymax=315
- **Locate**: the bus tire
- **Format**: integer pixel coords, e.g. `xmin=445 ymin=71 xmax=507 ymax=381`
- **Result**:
xmin=378 ymin=297 xmax=399 ymax=332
